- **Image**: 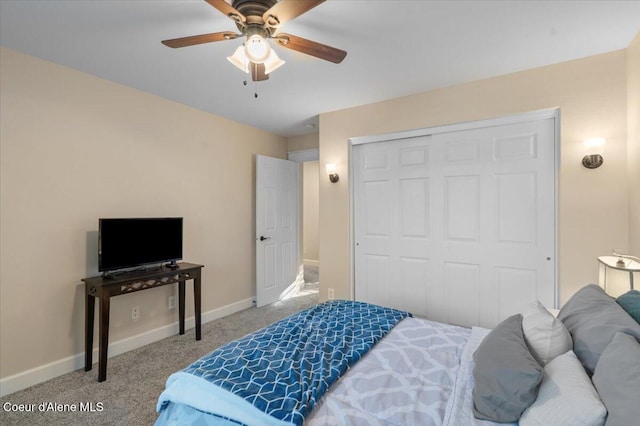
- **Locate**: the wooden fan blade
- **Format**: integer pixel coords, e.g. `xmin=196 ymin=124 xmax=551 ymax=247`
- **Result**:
xmin=263 ymin=0 xmax=325 ymax=27
xmin=251 ymin=62 xmax=269 ymax=81
xmin=204 ymin=0 xmax=245 ymax=23
xmin=161 ymin=32 xmax=238 ymax=48
xmin=275 ymin=33 xmax=346 ymax=64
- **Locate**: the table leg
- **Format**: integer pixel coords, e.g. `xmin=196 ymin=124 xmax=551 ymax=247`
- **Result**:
xmin=85 ymin=288 xmax=95 ymax=371
xmin=98 ymin=294 xmax=110 ymax=382
xmin=178 ymin=280 xmax=185 ymax=335
xmin=194 ymin=274 xmax=201 ymax=341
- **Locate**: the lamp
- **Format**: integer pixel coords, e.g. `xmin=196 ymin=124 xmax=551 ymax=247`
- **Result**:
xmin=598 ymin=249 xmax=640 ymax=297
xmin=245 ymin=34 xmax=270 ymax=63
xmin=582 ymin=138 xmax=605 ymax=169
xmin=326 ymin=163 xmax=339 ymax=183
xmin=227 ymin=45 xmax=249 ymax=73
xmin=262 ymin=49 xmax=285 ymax=74
xmin=226 ymin=38 xmax=285 ymax=75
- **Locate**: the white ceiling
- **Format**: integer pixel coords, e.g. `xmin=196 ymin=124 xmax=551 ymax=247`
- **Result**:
xmin=1 ymin=1 xmax=639 ymax=137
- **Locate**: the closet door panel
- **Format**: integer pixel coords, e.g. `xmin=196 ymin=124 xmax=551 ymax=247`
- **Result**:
xmin=354 ymin=117 xmax=556 ymax=328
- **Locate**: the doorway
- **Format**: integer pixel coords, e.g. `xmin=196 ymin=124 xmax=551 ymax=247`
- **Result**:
xmin=302 ymin=160 xmax=320 ymax=292
xmin=287 ymin=147 xmax=320 ymax=298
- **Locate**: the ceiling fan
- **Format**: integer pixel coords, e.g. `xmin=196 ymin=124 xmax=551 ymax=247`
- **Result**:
xmin=162 ymin=0 xmax=347 ymax=82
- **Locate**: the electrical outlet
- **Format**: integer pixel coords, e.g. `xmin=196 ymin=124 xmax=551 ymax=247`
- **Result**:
xmin=328 ymin=288 xmax=335 ymax=300
xmin=131 ymin=305 xmax=139 ymax=321
xmin=168 ymin=296 xmax=176 ymax=310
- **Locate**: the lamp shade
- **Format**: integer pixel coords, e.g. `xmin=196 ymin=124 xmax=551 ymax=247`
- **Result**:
xmin=263 ymin=49 xmax=285 ymax=74
xmin=227 ymin=45 xmax=249 ymax=73
xmin=598 ymin=255 xmax=640 ymax=297
xmin=584 ymin=138 xmax=605 ymax=155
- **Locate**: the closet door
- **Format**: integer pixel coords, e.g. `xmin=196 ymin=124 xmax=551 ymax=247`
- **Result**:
xmin=353 ymin=118 xmax=556 ymax=328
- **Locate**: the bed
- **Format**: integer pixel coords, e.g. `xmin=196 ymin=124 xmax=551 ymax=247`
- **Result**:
xmin=156 ymin=286 xmax=640 ymax=426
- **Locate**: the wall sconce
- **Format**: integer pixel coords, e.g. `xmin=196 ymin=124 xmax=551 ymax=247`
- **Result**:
xmin=598 ymin=249 xmax=640 ymax=297
xmin=326 ymin=163 xmax=339 ymax=183
xmin=582 ymin=138 xmax=605 ymax=169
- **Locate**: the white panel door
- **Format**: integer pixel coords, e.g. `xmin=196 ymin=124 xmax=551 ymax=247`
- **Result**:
xmin=354 ymin=136 xmax=437 ymax=317
xmin=354 ymin=118 xmax=555 ymax=328
xmin=256 ymin=155 xmax=299 ymax=307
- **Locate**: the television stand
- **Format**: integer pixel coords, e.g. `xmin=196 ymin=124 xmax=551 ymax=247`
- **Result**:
xmin=82 ymin=262 xmax=204 ymax=382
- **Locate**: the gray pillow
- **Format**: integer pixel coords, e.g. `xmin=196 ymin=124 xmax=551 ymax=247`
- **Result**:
xmin=558 ymin=284 xmax=640 ymax=374
xmin=592 ymin=332 xmax=640 ymax=426
xmin=472 ymin=314 xmax=543 ymax=423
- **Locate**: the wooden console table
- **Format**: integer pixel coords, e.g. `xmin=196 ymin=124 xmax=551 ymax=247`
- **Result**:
xmin=82 ymin=262 xmax=203 ymax=382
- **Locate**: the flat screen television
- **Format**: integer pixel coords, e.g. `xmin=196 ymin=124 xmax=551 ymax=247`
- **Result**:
xmin=98 ymin=217 xmax=183 ymax=272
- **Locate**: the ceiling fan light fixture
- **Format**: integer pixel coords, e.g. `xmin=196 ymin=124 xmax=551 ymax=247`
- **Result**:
xmin=163 ymin=0 xmax=347 ymax=81
xmin=227 ymin=45 xmax=250 ymax=73
xmin=263 ymin=49 xmax=285 ymax=74
xmin=245 ymin=34 xmax=271 ymax=63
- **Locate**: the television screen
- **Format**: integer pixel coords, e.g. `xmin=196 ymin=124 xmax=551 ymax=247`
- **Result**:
xmin=98 ymin=217 xmax=183 ymax=272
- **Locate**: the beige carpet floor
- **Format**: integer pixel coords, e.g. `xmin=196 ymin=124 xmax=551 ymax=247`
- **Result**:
xmin=0 ymin=290 xmax=318 ymax=425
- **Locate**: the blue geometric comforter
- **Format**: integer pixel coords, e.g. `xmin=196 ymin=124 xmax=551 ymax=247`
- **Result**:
xmin=156 ymin=300 xmax=410 ymax=426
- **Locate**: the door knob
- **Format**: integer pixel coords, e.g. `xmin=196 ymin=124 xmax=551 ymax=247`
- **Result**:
xmin=259 ymin=236 xmax=271 ymax=241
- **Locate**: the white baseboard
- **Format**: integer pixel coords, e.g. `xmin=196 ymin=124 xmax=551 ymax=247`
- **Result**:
xmin=0 ymin=297 xmax=254 ymax=397
xmin=303 ymin=259 xmax=319 ymax=268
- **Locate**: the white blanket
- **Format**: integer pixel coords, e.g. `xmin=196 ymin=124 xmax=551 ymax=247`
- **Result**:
xmin=306 ymin=317 xmax=498 ymax=426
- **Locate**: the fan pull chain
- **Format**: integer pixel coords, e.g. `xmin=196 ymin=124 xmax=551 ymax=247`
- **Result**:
xmin=253 ymin=62 xmax=258 ymax=98
xmin=240 ymin=78 xmax=258 ymax=98
xmin=242 ymin=64 xmax=259 ymax=98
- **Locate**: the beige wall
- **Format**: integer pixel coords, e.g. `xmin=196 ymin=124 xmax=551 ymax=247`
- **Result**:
xmin=287 ymin=132 xmax=319 ymax=152
xmin=0 ymin=47 xmax=287 ymax=379
xmin=319 ymin=49 xmax=631 ymax=306
xmin=303 ymin=162 xmax=319 ymax=262
xmin=628 ymin=33 xmax=640 ymax=254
